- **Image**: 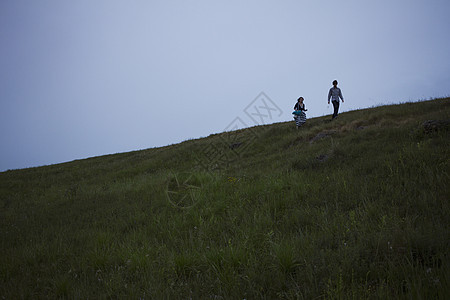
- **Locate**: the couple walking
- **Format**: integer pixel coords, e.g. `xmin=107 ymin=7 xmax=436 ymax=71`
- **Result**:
xmin=293 ymin=80 xmax=344 ymax=128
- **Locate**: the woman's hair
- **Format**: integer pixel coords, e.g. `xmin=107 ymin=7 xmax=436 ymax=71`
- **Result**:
xmin=297 ymin=97 xmax=304 ymax=101
xmin=333 ymin=80 xmax=338 ymax=85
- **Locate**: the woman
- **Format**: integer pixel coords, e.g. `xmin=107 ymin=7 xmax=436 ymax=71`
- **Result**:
xmin=293 ymin=97 xmax=307 ymax=128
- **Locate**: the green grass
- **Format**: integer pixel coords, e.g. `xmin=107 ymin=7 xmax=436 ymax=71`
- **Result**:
xmin=1 ymin=98 xmax=449 ymax=299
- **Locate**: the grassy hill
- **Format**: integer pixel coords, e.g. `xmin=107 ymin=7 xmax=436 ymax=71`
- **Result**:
xmin=1 ymin=98 xmax=449 ymax=299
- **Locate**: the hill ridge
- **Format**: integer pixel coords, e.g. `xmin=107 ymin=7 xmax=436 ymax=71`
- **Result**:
xmin=0 ymin=98 xmax=449 ymax=298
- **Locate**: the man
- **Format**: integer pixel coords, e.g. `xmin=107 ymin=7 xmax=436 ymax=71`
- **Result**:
xmin=328 ymin=80 xmax=344 ymax=119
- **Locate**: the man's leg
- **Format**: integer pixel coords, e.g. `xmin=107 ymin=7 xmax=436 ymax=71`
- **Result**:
xmin=332 ymin=101 xmax=340 ymax=119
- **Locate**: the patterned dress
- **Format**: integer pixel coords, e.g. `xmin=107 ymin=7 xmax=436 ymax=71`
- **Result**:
xmin=293 ymin=102 xmax=306 ymax=126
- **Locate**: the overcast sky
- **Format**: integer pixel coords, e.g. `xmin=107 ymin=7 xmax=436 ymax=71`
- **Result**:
xmin=1 ymin=0 xmax=449 ymax=171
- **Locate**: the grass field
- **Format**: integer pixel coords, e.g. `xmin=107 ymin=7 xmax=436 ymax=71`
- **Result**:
xmin=1 ymin=98 xmax=449 ymax=299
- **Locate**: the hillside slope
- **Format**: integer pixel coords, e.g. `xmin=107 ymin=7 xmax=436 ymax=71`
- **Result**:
xmin=1 ymin=98 xmax=449 ymax=298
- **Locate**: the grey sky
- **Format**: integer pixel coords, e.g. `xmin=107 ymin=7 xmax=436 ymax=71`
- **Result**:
xmin=1 ymin=0 xmax=449 ymax=171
